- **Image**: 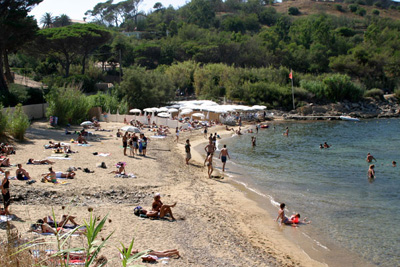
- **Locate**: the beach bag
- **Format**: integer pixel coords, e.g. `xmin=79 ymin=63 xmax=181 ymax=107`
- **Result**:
xmin=133 ymin=206 xmax=142 ymax=216
xmin=142 ymin=255 xmax=157 ymax=263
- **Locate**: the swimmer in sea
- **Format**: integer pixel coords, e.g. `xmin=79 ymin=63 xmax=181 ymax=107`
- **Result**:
xmin=251 ymin=136 xmax=256 ymax=147
xmin=368 ymin=164 xmax=375 ymax=180
xmin=284 ymin=127 xmax=289 ymax=136
xmin=319 ymin=144 xmax=324 ymax=149
xmin=218 ymin=145 xmax=230 ymax=172
xmin=392 ymin=161 xmax=396 ymax=167
xmin=323 ymin=142 xmax=330 ymax=148
xmin=366 ymin=153 xmax=376 ymax=163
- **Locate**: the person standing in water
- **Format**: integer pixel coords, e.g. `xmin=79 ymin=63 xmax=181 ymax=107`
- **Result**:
xmin=251 ymin=136 xmax=256 ymax=147
xmin=218 ymin=145 xmax=230 ymax=172
xmin=284 ymin=127 xmax=289 ymax=136
xmin=366 ymin=153 xmax=376 ymax=163
xmin=368 ymin=164 xmax=375 ymax=179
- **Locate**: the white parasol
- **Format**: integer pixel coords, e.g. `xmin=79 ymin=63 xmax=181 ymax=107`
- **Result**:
xmin=129 ymin=108 xmax=141 ymax=113
xmin=157 ymin=112 xmax=170 ymax=118
xmin=192 ymin=113 xmax=205 ymax=118
xmin=80 ymin=121 xmax=93 ymax=126
xmin=121 ymin=126 xmax=141 ymax=133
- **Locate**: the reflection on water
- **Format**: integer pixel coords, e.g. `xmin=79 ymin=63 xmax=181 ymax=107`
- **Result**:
xmin=223 ymin=118 xmax=400 ymax=267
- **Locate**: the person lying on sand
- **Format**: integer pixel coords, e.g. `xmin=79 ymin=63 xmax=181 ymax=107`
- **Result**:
xmin=121 ymin=248 xmax=180 ymax=259
xmin=42 ymin=167 xmax=75 ymax=183
xmin=109 ymin=162 xmax=126 ymax=175
xmin=0 ymin=157 xmax=11 ymax=167
xmin=151 ymin=193 xmax=176 ymax=221
xmin=27 ymin=158 xmax=55 ymax=165
xmin=31 ymin=219 xmax=85 ymax=234
xmin=0 ymin=143 xmax=15 ymax=155
xmin=43 ymin=214 xmax=79 ymax=228
xmin=16 ymin=164 xmax=32 ymax=180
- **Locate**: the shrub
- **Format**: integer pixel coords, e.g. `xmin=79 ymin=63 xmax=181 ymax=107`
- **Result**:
xmin=7 ymin=104 xmax=30 ymax=140
xmin=300 ymin=80 xmax=328 ymax=101
xmin=88 ymin=90 xmax=128 ymax=114
xmin=373 ymin=2 xmax=382 ymax=8
xmin=394 ymin=89 xmax=400 ymax=100
xmin=349 ymin=4 xmax=358 ymax=12
xmin=46 ymin=86 xmax=91 ymax=125
xmin=364 ymin=88 xmax=384 ymax=99
xmin=335 ymin=4 xmax=344 ymax=12
xmin=357 ymin=7 xmax=366 ymax=16
xmin=0 ymin=105 xmax=7 ymax=136
xmin=323 ymin=74 xmax=364 ymax=102
xmin=356 ymin=0 xmax=366 ymax=5
xmin=372 ymin=9 xmax=380 ymax=15
xmin=389 ymin=5 xmax=396 ymax=10
xmin=288 ymin=7 xmax=300 ymax=15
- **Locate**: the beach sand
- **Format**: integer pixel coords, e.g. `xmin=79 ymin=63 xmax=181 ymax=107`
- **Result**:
xmin=2 ymin=121 xmax=325 ymax=266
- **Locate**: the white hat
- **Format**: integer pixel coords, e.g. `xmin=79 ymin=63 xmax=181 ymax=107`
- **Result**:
xmin=154 ymin=193 xmax=160 ymax=197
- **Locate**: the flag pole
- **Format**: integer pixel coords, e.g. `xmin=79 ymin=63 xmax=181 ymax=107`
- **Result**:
xmin=291 ymin=69 xmax=295 ymax=110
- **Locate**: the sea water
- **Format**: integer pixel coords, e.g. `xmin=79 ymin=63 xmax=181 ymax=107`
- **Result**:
xmin=218 ymin=118 xmax=400 ymax=267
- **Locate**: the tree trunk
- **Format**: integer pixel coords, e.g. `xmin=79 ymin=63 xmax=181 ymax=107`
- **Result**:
xmin=0 ymin=49 xmax=9 ymax=92
xmin=81 ymin=54 xmax=86 ymax=75
xmin=4 ymin=50 xmax=14 ymax=83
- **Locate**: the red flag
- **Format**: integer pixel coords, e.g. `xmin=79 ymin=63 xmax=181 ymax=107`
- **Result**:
xmin=289 ymin=71 xmax=293 ymax=80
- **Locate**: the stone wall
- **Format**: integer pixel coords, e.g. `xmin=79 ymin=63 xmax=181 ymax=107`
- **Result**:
xmin=2 ymin=103 xmax=48 ymax=119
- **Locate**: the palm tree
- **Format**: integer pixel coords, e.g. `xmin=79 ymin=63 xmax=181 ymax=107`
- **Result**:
xmin=53 ymin=14 xmax=72 ymax=27
xmin=40 ymin=12 xmax=53 ymax=28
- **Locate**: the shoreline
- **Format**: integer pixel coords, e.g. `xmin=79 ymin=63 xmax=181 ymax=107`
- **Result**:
xmin=189 ymin=124 xmax=376 ymax=267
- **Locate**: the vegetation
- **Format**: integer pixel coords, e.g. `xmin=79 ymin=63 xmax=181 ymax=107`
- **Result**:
xmin=0 ymin=105 xmax=8 ymax=136
xmin=6 ymin=104 xmax=30 ymax=140
xmin=2 ymin=0 xmax=400 ymax=115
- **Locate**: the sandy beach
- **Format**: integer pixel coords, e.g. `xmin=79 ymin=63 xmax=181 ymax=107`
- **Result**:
xmin=1 ymin=121 xmax=325 ymax=266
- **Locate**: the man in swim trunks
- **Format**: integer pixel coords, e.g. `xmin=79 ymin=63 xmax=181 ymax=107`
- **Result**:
xmin=218 ymin=145 xmax=230 ymax=172
xmin=275 ymin=203 xmax=289 ymax=225
xmin=16 ymin=164 xmax=32 ymax=180
xmin=122 ymin=132 xmax=128 ymax=156
xmin=366 ymin=153 xmax=376 ymax=163
xmin=185 ymin=139 xmax=191 ymax=165
xmin=251 ymin=136 xmax=256 ymax=147
xmin=204 ymin=141 xmax=215 ymax=166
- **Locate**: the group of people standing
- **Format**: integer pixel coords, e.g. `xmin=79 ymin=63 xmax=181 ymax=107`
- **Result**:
xmin=122 ymin=132 xmax=148 ymax=157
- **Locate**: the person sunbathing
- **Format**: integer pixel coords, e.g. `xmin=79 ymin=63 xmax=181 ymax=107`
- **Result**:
xmin=27 ymin=159 xmax=55 ymax=165
xmin=109 ymin=162 xmax=126 ymax=175
xmin=42 ymin=167 xmax=75 ymax=182
xmin=121 ymin=248 xmax=180 ymax=259
xmin=43 ymin=214 xmax=79 ymax=228
xmin=151 ymin=193 xmax=176 ymax=221
xmin=16 ymin=164 xmax=32 ymax=180
xmin=0 ymin=157 xmax=11 ymax=167
xmin=77 ymin=134 xmax=88 ymax=144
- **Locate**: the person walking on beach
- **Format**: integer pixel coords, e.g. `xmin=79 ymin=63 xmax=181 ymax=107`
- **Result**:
xmin=141 ymin=134 xmax=148 ymax=157
xmin=185 ymin=139 xmax=191 ymax=165
xmin=2 ymin=171 xmax=11 ymax=215
xmin=122 ymin=132 xmax=128 ymax=156
xmin=368 ymin=164 xmax=375 ymax=180
xmin=206 ymin=153 xmax=214 ymax=178
xmin=366 ymin=153 xmax=376 ymax=163
xmin=204 ymin=126 xmax=208 ymax=139
xmin=175 ymin=127 xmax=180 ymax=143
xmin=218 ymin=145 xmax=230 ymax=172
xmin=204 ymin=141 xmax=215 ymax=166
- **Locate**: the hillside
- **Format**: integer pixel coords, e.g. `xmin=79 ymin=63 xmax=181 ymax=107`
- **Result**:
xmin=274 ymin=0 xmax=400 ymax=20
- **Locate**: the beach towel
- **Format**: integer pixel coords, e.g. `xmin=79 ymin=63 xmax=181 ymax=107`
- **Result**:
xmin=150 ymin=135 xmax=166 ymax=139
xmin=77 ymin=144 xmax=91 ymax=147
xmin=114 ymin=173 xmax=136 ymax=178
xmin=47 ymin=157 xmax=71 ymax=160
xmin=0 ymin=215 xmax=14 ymax=222
xmin=97 ymin=153 xmax=110 ymax=157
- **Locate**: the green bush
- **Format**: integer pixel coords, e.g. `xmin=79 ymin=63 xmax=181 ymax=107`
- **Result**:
xmin=46 ymin=86 xmax=91 ymax=125
xmin=300 ymin=80 xmax=328 ymax=101
xmin=349 ymin=4 xmax=358 ymax=12
xmin=0 ymin=105 xmax=7 ymax=136
xmin=364 ymin=88 xmax=384 ymax=99
xmin=88 ymin=90 xmax=128 ymax=114
xmin=43 ymin=74 xmax=97 ymax=93
xmin=373 ymin=2 xmax=382 ymax=8
xmin=288 ymin=7 xmax=300 ymax=15
xmin=372 ymin=9 xmax=380 ymax=15
xmin=394 ymin=89 xmax=400 ymax=99
xmin=357 ymin=7 xmax=366 ymax=16
xmin=7 ymin=104 xmax=30 ymax=140
xmin=356 ymin=0 xmax=366 ymax=5
xmin=335 ymin=4 xmax=344 ymax=12
xmin=323 ymin=74 xmax=364 ymax=102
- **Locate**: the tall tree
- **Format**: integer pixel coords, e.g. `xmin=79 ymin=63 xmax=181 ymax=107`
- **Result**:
xmin=0 ymin=0 xmax=43 ymax=92
xmin=53 ymin=14 xmax=71 ymax=27
xmin=40 ymin=12 xmax=53 ymax=28
xmin=32 ymin=23 xmax=111 ymax=77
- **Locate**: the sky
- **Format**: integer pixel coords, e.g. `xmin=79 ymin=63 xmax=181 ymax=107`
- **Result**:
xmin=29 ymin=0 xmax=188 ymax=23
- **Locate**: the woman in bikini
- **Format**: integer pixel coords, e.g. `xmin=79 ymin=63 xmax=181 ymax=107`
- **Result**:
xmin=28 ymin=158 xmax=55 ymax=165
xmin=148 ymin=193 xmax=176 ymax=221
xmin=2 ymin=171 xmax=11 ymax=215
xmin=206 ymin=153 xmax=214 ymax=178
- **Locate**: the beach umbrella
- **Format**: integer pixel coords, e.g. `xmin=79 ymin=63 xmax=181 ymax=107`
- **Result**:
xmin=157 ymin=112 xmax=170 ymax=118
xmin=143 ymin=108 xmax=155 ymax=113
xmin=80 ymin=121 xmax=93 ymax=126
xmin=180 ymin=109 xmax=193 ymax=115
xmin=192 ymin=113 xmax=205 ymax=118
xmin=129 ymin=108 xmax=141 ymax=113
xmin=158 ymin=107 xmax=169 ymax=112
xmin=121 ymin=126 xmax=141 ymax=133
xmin=168 ymin=108 xmax=179 ymax=113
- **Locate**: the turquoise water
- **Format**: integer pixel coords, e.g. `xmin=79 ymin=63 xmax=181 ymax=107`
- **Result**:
xmin=220 ymin=118 xmax=400 ymax=267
